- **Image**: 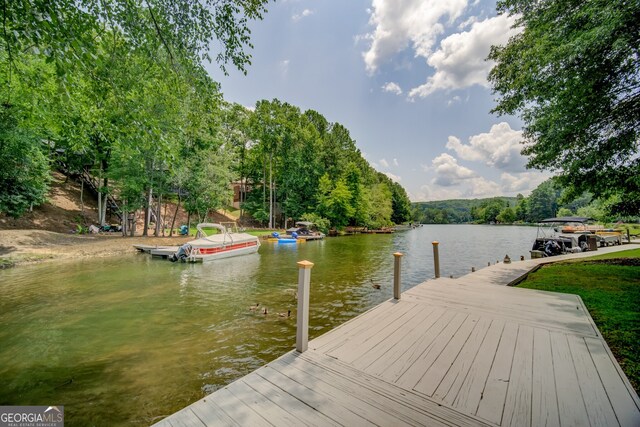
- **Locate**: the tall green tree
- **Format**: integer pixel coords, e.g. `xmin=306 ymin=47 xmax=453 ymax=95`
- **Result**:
xmin=2 ymin=0 xmax=269 ymax=75
xmin=0 ymin=104 xmax=50 ymax=217
xmin=489 ymin=0 xmax=640 ymax=215
xmin=0 ymin=52 xmax=56 ymax=218
xmin=527 ymin=180 xmax=561 ymax=222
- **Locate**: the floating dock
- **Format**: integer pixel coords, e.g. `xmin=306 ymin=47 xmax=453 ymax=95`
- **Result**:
xmin=155 ymin=244 xmax=639 ymax=426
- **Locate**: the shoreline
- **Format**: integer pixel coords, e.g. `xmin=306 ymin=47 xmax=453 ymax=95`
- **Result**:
xmin=0 ymin=229 xmax=192 ymax=268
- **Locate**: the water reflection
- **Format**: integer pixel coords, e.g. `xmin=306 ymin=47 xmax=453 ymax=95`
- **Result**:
xmin=0 ymin=225 xmax=539 ymax=425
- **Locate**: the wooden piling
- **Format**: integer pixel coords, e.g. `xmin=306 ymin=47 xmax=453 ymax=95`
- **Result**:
xmin=393 ymin=252 xmax=403 ymax=300
xmin=296 ymin=260 xmax=314 ymax=353
xmin=432 ymin=241 xmax=440 ymax=278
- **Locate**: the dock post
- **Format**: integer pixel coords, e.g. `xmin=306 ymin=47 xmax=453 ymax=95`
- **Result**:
xmin=393 ymin=252 xmax=403 ymax=299
xmin=432 ymin=241 xmax=440 ymax=278
xmin=296 ymin=260 xmax=314 ymax=353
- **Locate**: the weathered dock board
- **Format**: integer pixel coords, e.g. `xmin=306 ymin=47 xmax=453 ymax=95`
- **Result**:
xmin=155 ymin=244 xmax=640 ymax=426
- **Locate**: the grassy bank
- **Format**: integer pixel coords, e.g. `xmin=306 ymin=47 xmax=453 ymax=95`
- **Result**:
xmin=518 ymin=248 xmax=640 ymax=392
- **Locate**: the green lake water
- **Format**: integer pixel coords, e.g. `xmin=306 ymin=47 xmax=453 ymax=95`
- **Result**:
xmin=0 ymin=225 xmax=539 ymax=425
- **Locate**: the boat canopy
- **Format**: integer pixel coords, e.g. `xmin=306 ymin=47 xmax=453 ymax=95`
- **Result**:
xmin=539 ymin=216 xmax=594 ymax=223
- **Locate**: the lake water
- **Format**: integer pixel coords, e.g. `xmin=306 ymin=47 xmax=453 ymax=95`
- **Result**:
xmin=0 ymin=224 xmax=538 ymax=425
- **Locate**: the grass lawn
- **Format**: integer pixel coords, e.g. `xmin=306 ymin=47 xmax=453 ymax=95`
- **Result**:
xmin=518 ymin=248 xmax=640 ymax=392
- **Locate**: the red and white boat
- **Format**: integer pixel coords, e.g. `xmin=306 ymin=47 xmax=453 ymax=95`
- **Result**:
xmin=134 ymin=223 xmax=260 ymax=262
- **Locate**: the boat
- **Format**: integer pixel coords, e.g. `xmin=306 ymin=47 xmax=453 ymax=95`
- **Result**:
xmin=285 ymin=221 xmax=325 ymax=241
xmin=530 ymin=217 xmax=597 ymax=258
xmin=266 ymin=231 xmax=303 ymax=244
xmin=134 ymin=223 xmax=260 ymax=262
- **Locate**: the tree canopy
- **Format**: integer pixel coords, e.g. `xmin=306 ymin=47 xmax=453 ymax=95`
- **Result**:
xmin=2 ymin=0 xmax=269 ymax=74
xmin=488 ymin=0 xmax=640 ymax=215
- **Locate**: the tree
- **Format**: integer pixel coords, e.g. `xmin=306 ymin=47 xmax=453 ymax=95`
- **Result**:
xmin=390 ymin=181 xmax=411 ymax=224
xmin=496 ymin=206 xmax=516 ymax=224
xmin=0 ymin=104 xmax=50 ymax=217
xmin=489 ymin=0 xmax=640 ymax=215
xmin=514 ymin=194 xmax=528 ymax=222
xmin=2 ymin=0 xmax=269 ymax=76
xmin=365 ymin=183 xmax=393 ymax=229
xmin=316 ymin=175 xmax=354 ymax=229
xmin=481 ymin=200 xmax=503 ymax=223
xmin=527 ymin=180 xmax=561 ymax=222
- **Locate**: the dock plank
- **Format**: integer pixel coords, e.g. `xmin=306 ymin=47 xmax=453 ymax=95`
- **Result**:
xmin=228 ymin=379 xmax=305 ymax=426
xmin=246 ymin=373 xmax=341 ymax=427
xmin=502 ymin=325 xmax=533 ymax=427
xmin=211 ymin=387 xmax=273 ymax=427
xmin=396 ymin=314 xmax=478 ymax=390
xmin=373 ymin=311 xmax=466 ymax=384
xmin=414 ymin=316 xmax=489 ymax=397
xmin=351 ymin=306 xmax=443 ymax=371
xmin=311 ymin=300 xmax=404 ymax=353
xmin=327 ymin=302 xmax=421 ymax=364
xmin=256 ymin=365 xmax=377 ymax=426
xmin=429 ymin=317 xmax=493 ymax=402
xmin=531 ymin=328 xmax=559 ymax=427
xmin=584 ymin=337 xmax=640 ymax=427
xmin=189 ymin=399 xmax=241 ymax=426
xmin=364 ymin=309 xmax=459 ymax=381
xmin=300 ymin=352 xmax=493 ymax=427
xmin=270 ymin=355 xmax=425 ymax=426
xmin=452 ymin=319 xmax=505 ymax=413
xmin=567 ymin=335 xmax=618 ymax=427
xmin=475 ymin=322 xmax=518 ymax=424
xmin=550 ymin=331 xmax=590 ymax=426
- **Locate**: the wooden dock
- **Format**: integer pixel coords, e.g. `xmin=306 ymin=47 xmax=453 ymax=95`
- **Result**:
xmin=155 ymin=245 xmax=640 ymax=426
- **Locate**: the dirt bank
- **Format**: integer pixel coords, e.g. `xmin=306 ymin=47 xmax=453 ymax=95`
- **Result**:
xmin=0 ymin=229 xmax=191 ymax=268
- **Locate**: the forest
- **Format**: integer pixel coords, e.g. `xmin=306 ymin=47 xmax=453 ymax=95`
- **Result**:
xmin=412 ymin=179 xmax=636 ymax=225
xmin=0 ymin=5 xmax=411 ymax=235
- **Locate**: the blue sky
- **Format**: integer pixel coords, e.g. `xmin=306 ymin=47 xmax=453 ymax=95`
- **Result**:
xmin=205 ymin=0 xmax=550 ymax=201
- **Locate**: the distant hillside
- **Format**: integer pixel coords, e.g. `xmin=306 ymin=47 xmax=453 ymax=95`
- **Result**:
xmin=412 ymin=197 xmax=518 ymax=224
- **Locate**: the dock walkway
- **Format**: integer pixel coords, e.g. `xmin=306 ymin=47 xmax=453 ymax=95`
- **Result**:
xmin=156 ymin=245 xmax=640 ymax=426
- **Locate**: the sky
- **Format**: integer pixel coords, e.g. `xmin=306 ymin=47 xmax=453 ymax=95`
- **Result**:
xmin=205 ymin=0 xmax=551 ymax=202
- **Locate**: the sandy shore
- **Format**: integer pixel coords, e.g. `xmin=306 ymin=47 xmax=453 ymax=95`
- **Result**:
xmin=0 ymin=229 xmax=192 ymax=267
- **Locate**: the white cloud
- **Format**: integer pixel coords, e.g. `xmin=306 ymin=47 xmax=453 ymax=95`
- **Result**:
xmin=384 ymin=172 xmax=402 ymax=182
xmin=465 ymin=177 xmax=502 ymax=197
xmin=500 ymin=171 xmax=550 ymax=194
xmin=430 ymin=153 xmax=476 ymax=186
xmin=457 ymin=15 xmax=478 ymax=30
xmin=408 ymin=14 xmax=519 ymax=98
xmin=446 ymin=122 xmax=527 ymax=173
xmin=393 ymin=158 xmax=399 ymax=166
xmin=362 ymin=0 xmax=467 ymax=73
xmin=292 ymin=9 xmax=314 ymax=22
xmin=379 ymin=158 xmax=390 ymax=168
xmin=381 ymin=82 xmax=403 ymax=95
xmin=416 ymin=184 xmax=463 ymax=201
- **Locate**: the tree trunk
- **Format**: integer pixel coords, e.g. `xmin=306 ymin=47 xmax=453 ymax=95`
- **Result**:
xmin=269 ymin=151 xmax=273 ymax=229
xmin=143 ymin=186 xmax=152 ymax=236
xmin=100 ymin=192 xmax=108 ymax=226
xmin=169 ymin=193 xmax=182 ymax=237
xmin=121 ymin=200 xmax=127 ymax=237
xmin=80 ymin=179 xmax=85 ymax=220
xmin=97 ymin=178 xmax=102 ymax=226
xmin=154 ymin=193 xmax=162 ymax=236
xmin=130 ymin=211 xmax=136 ymax=237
